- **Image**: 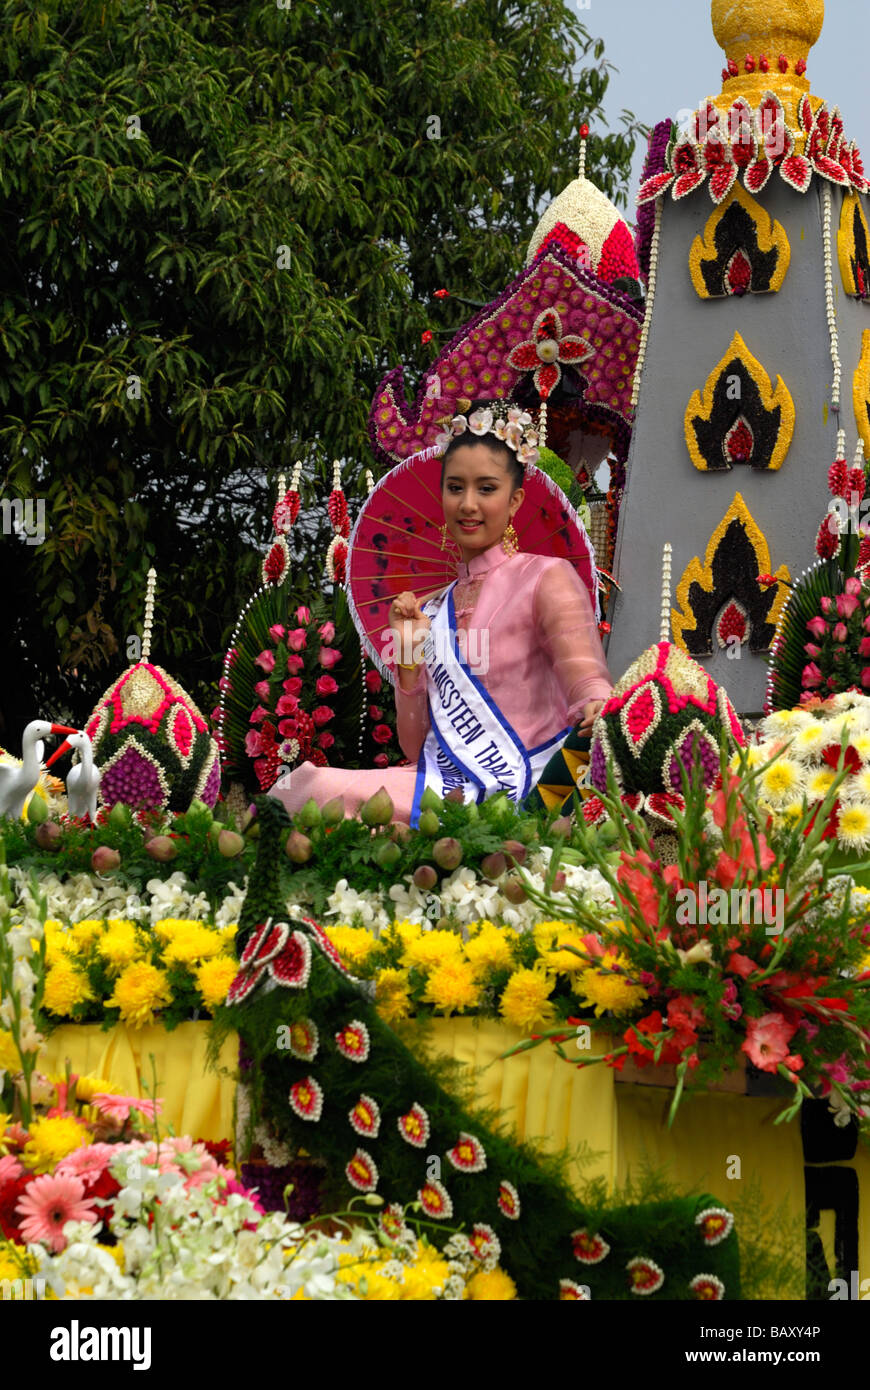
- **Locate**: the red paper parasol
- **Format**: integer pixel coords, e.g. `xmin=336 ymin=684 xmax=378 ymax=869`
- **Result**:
xmin=346 ymin=444 xmax=600 ymax=684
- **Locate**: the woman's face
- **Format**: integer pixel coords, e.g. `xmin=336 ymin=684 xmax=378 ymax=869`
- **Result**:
xmin=441 ymin=444 xmax=523 ymax=562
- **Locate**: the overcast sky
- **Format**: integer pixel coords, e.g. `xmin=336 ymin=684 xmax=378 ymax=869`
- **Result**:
xmin=582 ymin=0 xmax=868 ymax=211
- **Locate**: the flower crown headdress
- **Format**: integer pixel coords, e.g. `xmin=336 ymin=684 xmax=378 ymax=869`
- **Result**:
xmin=434 ymin=402 xmax=540 ymax=468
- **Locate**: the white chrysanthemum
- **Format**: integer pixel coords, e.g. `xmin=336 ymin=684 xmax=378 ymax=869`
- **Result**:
xmin=757 ymin=758 xmax=805 ymax=805
xmin=806 ymin=768 xmax=837 ymax=802
xmin=836 ymin=803 xmax=870 ymax=851
xmin=850 ymin=733 xmax=870 ymax=764
xmin=730 ymin=744 xmax=769 ymax=773
xmin=789 ymin=723 xmax=828 ymax=762
xmin=759 ymin=709 xmax=815 ymax=738
xmin=837 ymin=769 xmax=870 ymax=804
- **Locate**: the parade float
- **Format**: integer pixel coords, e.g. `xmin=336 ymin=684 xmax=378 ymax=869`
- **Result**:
xmin=2 ymin=0 xmax=870 ymax=1302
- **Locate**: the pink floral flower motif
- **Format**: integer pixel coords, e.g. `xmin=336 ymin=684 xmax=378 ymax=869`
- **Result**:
xmin=346 ymin=1148 xmax=379 ymax=1193
xmin=335 ymin=1020 xmax=370 ymax=1063
xmin=469 ymin=1223 xmax=501 ymax=1262
xmin=418 ymin=1178 xmax=453 ymax=1220
xmin=286 ymin=1018 xmax=319 ymax=1061
xmin=497 ymin=1180 xmax=521 ymax=1220
xmin=255 ymin=649 xmax=276 ymax=673
xmin=90 ymin=1094 xmax=163 ymax=1123
xmin=296 ymin=606 xmax=311 ymax=624
xmin=446 ymin=1132 xmax=487 ymax=1174
xmin=268 ymin=932 xmax=313 ymax=989
xmin=318 ymin=621 xmax=336 ymax=643
xmin=285 ymin=655 xmax=305 ymax=675
xmin=253 ymin=680 xmax=271 ymax=701
xmin=627 ymin=1256 xmax=665 ymax=1295
xmin=319 ymin=647 xmax=343 ymax=670
xmin=372 ymin=724 xmax=393 ymax=744
xmin=0 ymin=1154 xmax=24 ymax=1188
xmin=55 ymin=1143 xmax=117 ymax=1183
xmin=695 ymin=1206 xmax=734 ymax=1246
xmin=720 ymin=978 xmax=742 ymax=1021
xmin=571 ymin=1228 xmax=611 ymax=1264
xmin=312 ymin=705 xmax=335 ymax=727
xmin=804 ymin=643 xmax=822 ymax=659
xmin=365 ymin=670 xmax=382 ymax=694
xmin=318 ymin=732 xmax=336 ymax=751
xmin=277 ymin=719 xmax=298 ymax=738
xmin=289 ymin=1076 xmax=323 ymax=1122
xmin=276 ymin=694 xmax=300 ymax=717
xmin=380 ymin=1203 xmax=410 ymax=1242
xmin=741 ymin=1011 xmax=797 ymax=1073
xmin=689 ymin=1273 xmax=725 ymax=1300
xmin=286 ymin=628 xmax=308 ymax=653
xmin=14 ymin=1172 xmax=98 ymax=1252
xmin=268 ymin=624 xmax=286 ymax=643
xmin=846 ymin=576 xmax=863 ymax=596
xmin=348 ymin=1094 xmax=381 ymax=1138
xmin=368 ymin=704 xmax=383 ymax=721
xmin=801 ymin=663 xmax=823 ymax=689
xmin=316 ymin=674 xmax=339 ymax=697
xmin=284 ymin=677 xmax=304 ymax=696
xmin=249 ymin=706 xmax=269 ymax=724
xmin=397 ymin=1103 xmax=430 ymax=1148
xmin=559 ymin=1278 xmax=590 ymax=1300
xmin=837 ymin=592 xmax=860 ymax=619
xmin=373 ymin=752 xmax=388 ymax=767
xmin=832 ymin=621 xmax=849 ymax=643
xmin=820 ymin=596 xmax=833 ymax=613
xmin=505 ymin=306 xmax=593 ymax=401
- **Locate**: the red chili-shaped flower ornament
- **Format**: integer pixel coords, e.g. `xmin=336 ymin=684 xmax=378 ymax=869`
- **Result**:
xmin=497 ymin=1180 xmax=521 ymax=1220
xmin=446 ymin=1132 xmax=487 ymax=1174
xmin=418 ymin=1178 xmax=453 ymax=1220
xmin=335 ymin=1020 xmax=371 ymax=1063
xmin=345 ymin=1148 xmax=379 ymax=1193
xmin=348 ymin=1094 xmax=381 ymax=1138
xmin=571 ymin=1228 xmax=611 ymax=1265
xmin=289 ymin=1076 xmax=323 ymax=1123
xmin=695 ymin=1206 xmax=734 ymax=1246
xmin=397 ymin=1103 xmax=430 ymax=1148
xmin=627 ymin=1256 xmax=665 ymax=1295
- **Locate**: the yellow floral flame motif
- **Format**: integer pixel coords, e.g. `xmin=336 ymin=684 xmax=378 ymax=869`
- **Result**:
xmin=689 ymin=184 xmax=790 ymax=300
xmin=672 ymin=492 xmax=790 ymax=655
xmin=684 ymin=331 xmax=795 ymax=473
xmin=853 ymin=329 xmax=870 ymax=462
xmin=838 ymin=193 xmax=870 ymax=299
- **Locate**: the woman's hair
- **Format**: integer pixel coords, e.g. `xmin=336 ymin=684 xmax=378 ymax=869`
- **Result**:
xmin=440 ymin=398 xmax=524 ymax=493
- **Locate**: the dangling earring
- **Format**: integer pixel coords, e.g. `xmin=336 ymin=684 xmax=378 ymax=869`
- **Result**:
xmin=502 ymin=522 xmax=519 ymax=556
xmin=440 ymin=523 xmax=447 ymax=549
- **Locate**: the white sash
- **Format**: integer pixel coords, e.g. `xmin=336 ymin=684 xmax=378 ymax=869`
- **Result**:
xmin=409 ymin=585 xmax=570 ymax=827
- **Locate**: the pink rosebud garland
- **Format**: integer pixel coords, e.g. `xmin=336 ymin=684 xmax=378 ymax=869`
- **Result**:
xmin=255 ymin=649 xmax=276 ymax=673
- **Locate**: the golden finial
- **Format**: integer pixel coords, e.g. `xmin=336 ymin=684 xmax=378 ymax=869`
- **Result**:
xmin=711 ymin=0 xmax=824 ymax=120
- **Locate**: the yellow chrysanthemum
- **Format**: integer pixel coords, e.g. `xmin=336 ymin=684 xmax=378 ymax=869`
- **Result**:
xmin=760 ymin=709 xmax=813 ymax=738
xmin=68 ymin=919 xmax=107 ymax=951
xmin=402 ymin=930 xmax=464 ymax=974
xmin=386 ymin=918 xmax=423 ymax=949
xmin=105 ymin=961 xmax=172 ymax=1028
xmin=218 ymin=923 xmax=238 ymax=944
xmin=837 ymin=803 xmax=870 ymax=850
xmin=0 ymin=1029 xmax=20 ymax=1073
xmin=42 ymin=920 xmax=78 ymax=967
xmin=97 ymin=920 xmax=145 ymax=973
xmin=499 ymin=967 xmax=556 ymax=1033
xmin=850 ymin=733 xmax=870 ymax=763
xmin=422 ymin=958 xmax=480 ymax=1015
xmin=729 ymin=745 xmax=767 ymax=773
xmin=0 ymin=1243 xmax=35 ymax=1282
xmin=463 ymin=924 xmax=515 ymax=977
xmin=324 ymin=925 xmax=380 ymax=972
xmin=194 ymin=955 xmax=239 ymax=1010
xmin=42 ymin=958 xmax=94 ymax=1017
xmin=806 ymin=768 xmax=837 ymax=801
xmin=22 ymin=1115 xmax=90 ymax=1173
xmin=465 ymin=1268 xmax=518 ymax=1300
xmin=400 ymin=1242 xmax=452 ymax=1300
xmin=375 ymin=968 xmax=412 ymax=1025
xmin=533 ymin=921 xmax=591 ymax=974
xmin=574 ymin=949 xmax=648 ymax=1019
xmin=758 ymin=758 xmax=804 ymax=804
xmin=161 ymin=922 xmax=225 ymax=966
xmin=75 ymin=1074 xmax=121 ymax=1102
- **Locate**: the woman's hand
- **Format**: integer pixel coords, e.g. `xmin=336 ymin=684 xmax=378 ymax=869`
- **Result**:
xmin=388 ymin=591 xmax=431 ymax=667
xmin=576 ymin=699 xmax=606 ymax=737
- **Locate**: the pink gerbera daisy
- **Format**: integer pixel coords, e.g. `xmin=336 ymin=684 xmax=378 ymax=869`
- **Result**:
xmin=90 ymin=1094 xmax=163 ymax=1123
xmin=55 ymin=1142 xmax=117 ymax=1183
xmin=0 ymin=1154 xmax=24 ymax=1189
xmin=14 ymin=1172 xmax=98 ymax=1252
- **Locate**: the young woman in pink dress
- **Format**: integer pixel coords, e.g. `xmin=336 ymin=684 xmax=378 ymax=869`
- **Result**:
xmin=270 ymin=404 xmax=613 ymax=827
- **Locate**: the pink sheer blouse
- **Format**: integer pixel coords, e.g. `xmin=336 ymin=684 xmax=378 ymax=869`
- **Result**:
xmin=270 ymin=543 xmax=612 ymax=824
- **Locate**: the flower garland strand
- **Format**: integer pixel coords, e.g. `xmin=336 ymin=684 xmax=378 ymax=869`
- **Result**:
xmin=660 ymin=542 xmax=672 ymax=642
xmin=630 ymin=198 xmax=661 ymax=412
xmin=141 ymin=567 xmax=157 ymax=663
xmin=822 ymin=184 xmax=841 ymax=411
